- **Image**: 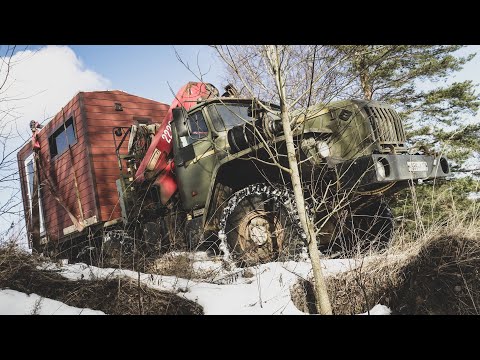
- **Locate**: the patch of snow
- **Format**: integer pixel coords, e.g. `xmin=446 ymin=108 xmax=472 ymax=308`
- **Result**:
xmin=182 ymin=251 xmax=226 ymax=275
xmin=467 ymin=192 xmax=480 ymax=201
xmin=359 ymin=304 xmax=391 ymax=315
xmin=30 ymin=249 xmax=401 ymax=315
xmin=0 ymin=289 xmax=105 ymax=315
xmin=192 ymin=259 xmax=224 ymax=273
xmin=57 ymin=257 xmax=363 ymax=315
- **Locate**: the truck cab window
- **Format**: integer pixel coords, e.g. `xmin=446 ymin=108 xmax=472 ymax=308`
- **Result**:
xmin=209 ymin=104 xmax=254 ymax=132
xmin=184 ymin=111 xmax=208 ymax=145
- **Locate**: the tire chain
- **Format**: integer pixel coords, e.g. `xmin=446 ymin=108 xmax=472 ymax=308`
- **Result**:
xmin=217 ymin=183 xmax=311 ymax=265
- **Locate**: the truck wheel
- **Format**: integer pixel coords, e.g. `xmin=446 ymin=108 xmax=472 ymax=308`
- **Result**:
xmin=220 ymin=184 xmax=306 ymax=267
xmin=328 ymin=201 xmax=394 ymax=255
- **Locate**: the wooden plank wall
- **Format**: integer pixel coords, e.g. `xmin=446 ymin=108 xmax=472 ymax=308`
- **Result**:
xmin=83 ymin=91 xmax=169 ymax=223
xmin=18 ymin=93 xmax=96 ymax=244
xmin=17 ymin=90 xmax=169 ymax=248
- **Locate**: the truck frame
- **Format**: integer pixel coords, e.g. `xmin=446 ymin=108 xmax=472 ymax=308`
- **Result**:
xmin=112 ymin=82 xmax=450 ymax=265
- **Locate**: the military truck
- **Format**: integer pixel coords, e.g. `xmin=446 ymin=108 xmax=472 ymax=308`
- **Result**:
xmin=111 ymin=82 xmax=450 ymax=266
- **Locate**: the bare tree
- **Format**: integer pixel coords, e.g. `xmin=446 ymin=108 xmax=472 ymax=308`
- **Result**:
xmin=0 ymin=45 xmax=39 ymax=245
xmin=212 ymin=44 xmax=406 ymax=315
xmin=212 ymin=45 xmax=367 ymax=314
xmin=218 ymin=45 xmax=362 ymax=107
xmin=264 ymin=45 xmax=333 ymax=314
xmin=0 ymin=46 xmax=23 ymax=230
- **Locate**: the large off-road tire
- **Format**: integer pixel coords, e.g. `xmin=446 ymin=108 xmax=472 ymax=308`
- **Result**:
xmin=220 ymin=184 xmax=306 ymax=267
xmin=321 ymin=200 xmax=394 ymax=256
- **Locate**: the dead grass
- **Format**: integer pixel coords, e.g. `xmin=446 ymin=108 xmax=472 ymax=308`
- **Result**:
xmin=146 ymin=252 xmax=226 ymax=281
xmin=0 ymin=245 xmax=203 ymax=315
xmin=147 ymin=253 xmax=198 ymax=279
xmin=293 ymin=216 xmax=480 ymax=315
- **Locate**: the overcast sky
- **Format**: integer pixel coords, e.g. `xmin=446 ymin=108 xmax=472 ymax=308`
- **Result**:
xmin=0 ymin=45 xmax=479 ymax=235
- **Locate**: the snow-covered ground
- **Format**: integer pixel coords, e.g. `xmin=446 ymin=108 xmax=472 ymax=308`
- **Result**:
xmin=32 ymin=253 xmax=390 ymax=315
xmin=0 ymin=289 xmax=104 ymax=315
xmin=0 ymin=252 xmax=390 ymax=315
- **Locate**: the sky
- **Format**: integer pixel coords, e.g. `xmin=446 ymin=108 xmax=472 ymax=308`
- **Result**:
xmin=0 ymin=44 xmax=479 ymax=236
xmin=1 ymin=45 xmax=224 ymax=129
xmin=69 ymin=45 xmax=225 ymax=103
xmin=448 ymin=45 xmax=480 ymax=84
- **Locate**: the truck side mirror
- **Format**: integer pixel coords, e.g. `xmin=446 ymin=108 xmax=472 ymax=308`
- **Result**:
xmin=172 ymin=107 xmax=189 ymax=138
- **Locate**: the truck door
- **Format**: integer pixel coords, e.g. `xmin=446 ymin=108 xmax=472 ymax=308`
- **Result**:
xmin=174 ymin=109 xmax=216 ymax=211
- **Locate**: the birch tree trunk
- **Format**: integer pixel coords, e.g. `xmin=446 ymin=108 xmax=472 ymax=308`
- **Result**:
xmin=266 ymin=45 xmax=332 ymax=315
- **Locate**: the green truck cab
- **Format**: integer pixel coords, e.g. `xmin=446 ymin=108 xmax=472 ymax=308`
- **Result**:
xmin=118 ymin=93 xmax=450 ymax=265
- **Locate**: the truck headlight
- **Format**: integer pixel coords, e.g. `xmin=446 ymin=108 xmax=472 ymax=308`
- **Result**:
xmin=316 ymin=141 xmax=331 ymax=158
xmin=375 ymin=157 xmax=390 ymax=180
xmin=440 ymin=157 xmax=449 ymax=174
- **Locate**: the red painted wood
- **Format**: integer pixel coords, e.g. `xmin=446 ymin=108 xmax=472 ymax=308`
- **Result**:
xmin=18 ymin=91 xmax=169 ymax=248
xmin=84 ymin=92 xmax=168 ymax=224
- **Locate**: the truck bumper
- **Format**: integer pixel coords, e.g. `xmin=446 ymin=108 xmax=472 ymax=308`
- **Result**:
xmin=335 ymin=153 xmax=450 ymax=188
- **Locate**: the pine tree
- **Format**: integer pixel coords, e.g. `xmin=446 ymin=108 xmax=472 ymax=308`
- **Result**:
xmin=334 ymin=45 xmax=480 ymax=170
xmin=333 ymin=45 xmax=480 ymax=221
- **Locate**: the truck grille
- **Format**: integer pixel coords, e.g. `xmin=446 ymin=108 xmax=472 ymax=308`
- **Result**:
xmin=364 ymin=105 xmax=406 ymax=149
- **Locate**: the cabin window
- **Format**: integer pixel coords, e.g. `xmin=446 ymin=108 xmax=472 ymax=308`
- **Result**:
xmin=181 ymin=110 xmax=208 ymax=147
xmin=49 ymin=116 xmax=77 ymax=158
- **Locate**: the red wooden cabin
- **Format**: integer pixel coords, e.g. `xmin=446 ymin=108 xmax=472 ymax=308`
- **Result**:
xmin=17 ymin=91 xmax=169 ymax=252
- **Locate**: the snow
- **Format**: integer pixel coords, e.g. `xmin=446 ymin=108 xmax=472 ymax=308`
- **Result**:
xmin=163 ymin=251 xmax=225 ymax=274
xmin=359 ymin=304 xmax=392 ymax=315
xmin=24 ymin=252 xmax=392 ymax=315
xmin=0 ymin=289 xmax=105 ymax=315
xmin=468 ymin=192 xmax=480 ymax=201
xmin=50 ymin=255 xmax=383 ymax=315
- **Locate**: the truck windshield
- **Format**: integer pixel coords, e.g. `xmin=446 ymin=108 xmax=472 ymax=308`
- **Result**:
xmin=209 ymin=103 xmax=255 ymax=132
